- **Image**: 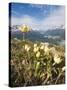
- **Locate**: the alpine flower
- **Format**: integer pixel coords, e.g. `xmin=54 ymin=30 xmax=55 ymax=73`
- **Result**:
xmin=54 ymin=54 xmax=61 ymax=64
xmin=24 ymin=44 xmax=30 ymax=52
xmin=19 ymin=24 xmax=29 ymax=33
xmin=40 ymin=45 xmax=45 ymax=50
xmin=62 ymin=66 xmax=65 ymax=71
xmin=44 ymin=46 xmax=49 ymax=53
xmin=33 ymin=47 xmax=39 ymax=53
xmin=36 ymin=51 xmax=40 ymax=58
xmin=34 ymin=43 xmax=37 ymax=48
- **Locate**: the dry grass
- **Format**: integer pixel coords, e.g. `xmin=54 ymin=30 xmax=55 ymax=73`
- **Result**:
xmin=10 ymin=39 xmax=65 ymax=87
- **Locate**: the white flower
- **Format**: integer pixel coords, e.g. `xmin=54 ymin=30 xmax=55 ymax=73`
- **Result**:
xmin=44 ymin=46 xmax=49 ymax=53
xmin=50 ymin=47 xmax=56 ymax=55
xmin=40 ymin=42 xmax=45 ymax=45
xmin=33 ymin=47 xmax=39 ymax=53
xmin=54 ymin=54 xmax=61 ymax=64
xmin=36 ymin=51 xmax=40 ymax=58
xmin=24 ymin=44 xmax=30 ymax=52
xmin=34 ymin=43 xmax=37 ymax=47
xmin=40 ymin=45 xmax=45 ymax=50
xmin=25 ymin=44 xmax=28 ymax=49
xmin=44 ymin=42 xmax=49 ymax=46
xmin=62 ymin=66 xmax=65 ymax=71
xmin=26 ymin=47 xmax=30 ymax=52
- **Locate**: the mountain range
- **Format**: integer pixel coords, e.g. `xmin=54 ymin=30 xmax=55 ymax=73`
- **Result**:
xmin=10 ymin=25 xmax=65 ymax=47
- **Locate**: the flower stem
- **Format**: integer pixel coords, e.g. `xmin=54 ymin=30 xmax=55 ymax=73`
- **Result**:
xmin=55 ymin=71 xmax=63 ymax=84
xmin=23 ymin=33 xmax=25 ymax=41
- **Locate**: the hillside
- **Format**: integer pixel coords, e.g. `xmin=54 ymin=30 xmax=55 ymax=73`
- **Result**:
xmin=10 ymin=39 xmax=65 ymax=87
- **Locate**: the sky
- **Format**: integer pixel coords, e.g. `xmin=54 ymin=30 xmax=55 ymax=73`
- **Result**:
xmin=10 ymin=3 xmax=65 ymax=30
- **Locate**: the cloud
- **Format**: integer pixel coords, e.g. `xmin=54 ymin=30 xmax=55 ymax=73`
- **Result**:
xmin=11 ymin=15 xmax=40 ymax=30
xmin=11 ymin=10 xmax=20 ymax=17
xmin=42 ymin=7 xmax=65 ymax=29
xmin=29 ymin=4 xmax=44 ymax=9
xmin=11 ymin=6 xmax=65 ymax=30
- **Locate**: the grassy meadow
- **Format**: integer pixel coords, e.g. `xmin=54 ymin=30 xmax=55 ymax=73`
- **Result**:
xmin=10 ymin=38 xmax=65 ymax=87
